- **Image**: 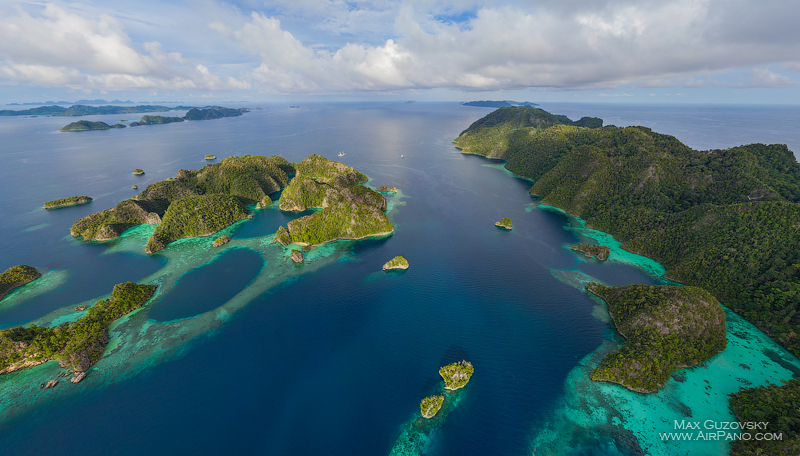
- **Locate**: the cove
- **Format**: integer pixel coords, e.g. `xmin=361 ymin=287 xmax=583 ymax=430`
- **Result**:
xmin=148 ymin=247 xmax=265 ymax=322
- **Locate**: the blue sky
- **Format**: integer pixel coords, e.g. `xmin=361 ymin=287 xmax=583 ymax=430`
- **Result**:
xmin=1 ymin=0 xmax=799 ymax=104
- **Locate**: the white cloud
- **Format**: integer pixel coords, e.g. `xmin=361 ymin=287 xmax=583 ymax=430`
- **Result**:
xmin=0 ymin=3 xmax=248 ymax=92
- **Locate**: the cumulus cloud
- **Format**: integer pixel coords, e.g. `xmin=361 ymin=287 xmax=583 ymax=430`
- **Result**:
xmin=0 ymin=3 xmax=248 ymax=92
xmin=212 ymin=0 xmax=799 ymax=94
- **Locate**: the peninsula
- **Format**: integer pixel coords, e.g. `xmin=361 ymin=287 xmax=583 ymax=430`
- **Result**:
xmin=43 ymin=196 xmax=92 ymax=209
xmin=571 ymin=243 xmax=609 ymax=261
xmin=586 ymin=284 xmax=727 ymax=393
xmin=439 ymin=361 xmax=474 ymax=391
xmin=0 ymin=281 xmax=156 ymax=380
xmin=0 ymin=265 xmax=41 ymax=301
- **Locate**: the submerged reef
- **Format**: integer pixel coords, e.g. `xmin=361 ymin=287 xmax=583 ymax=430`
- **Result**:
xmin=586 ymin=283 xmax=727 ymax=393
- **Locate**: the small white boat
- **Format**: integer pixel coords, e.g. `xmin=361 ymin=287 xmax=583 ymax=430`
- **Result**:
xmin=401 ymin=155 xmax=404 ymax=159
xmin=338 ymin=151 xmax=345 ymax=157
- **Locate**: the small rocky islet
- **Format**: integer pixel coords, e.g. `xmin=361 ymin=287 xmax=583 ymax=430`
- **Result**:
xmin=571 ymin=243 xmax=610 ymax=261
xmin=382 ymin=256 xmax=408 ymax=271
xmin=495 ymin=217 xmax=512 ymax=229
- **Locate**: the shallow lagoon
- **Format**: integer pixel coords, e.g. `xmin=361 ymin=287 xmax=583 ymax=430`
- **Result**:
xmin=0 ymin=102 xmax=799 ymax=455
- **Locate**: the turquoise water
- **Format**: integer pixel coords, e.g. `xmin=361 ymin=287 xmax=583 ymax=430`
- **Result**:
xmin=0 ymin=102 xmax=798 ymax=455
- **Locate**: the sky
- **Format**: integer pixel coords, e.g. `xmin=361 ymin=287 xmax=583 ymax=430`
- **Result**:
xmin=1 ymin=0 xmax=799 ymax=104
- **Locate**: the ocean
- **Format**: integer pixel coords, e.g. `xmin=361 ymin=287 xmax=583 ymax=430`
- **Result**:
xmin=0 ymin=102 xmax=798 ymax=456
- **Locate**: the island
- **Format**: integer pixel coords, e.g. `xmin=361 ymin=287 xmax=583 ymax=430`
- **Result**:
xmin=128 ymin=115 xmax=184 ymax=126
xmin=132 ymin=169 xmax=145 ymax=175
xmin=43 ymin=196 xmax=92 ymax=209
xmin=495 ymin=217 xmax=512 ymax=230
xmin=256 ymin=195 xmax=272 ymax=209
xmin=290 ymin=250 xmax=304 ymax=263
xmin=420 ymin=395 xmax=444 ymax=419
xmin=439 ymin=360 xmax=474 ymax=391
xmin=273 ymin=155 xmax=394 ymax=246
xmin=462 ymin=100 xmax=537 ymax=108
xmin=0 ymin=265 xmax=41 ymax=301
xmin=131 ymin=185 xmax=138 ymax=189
xmin=60 ymin=120 xmax=126 ymax=131
xmin=586 ymin=284 xmax=727 ymax=393
xmin=376 ymin=185 xmax=398 ymax=193
xmin=212 ymin=236 xmax=230 ymax=248
xmin=571 ymin=243 xmax=610 ymax=261
xmin=0 ymin=282 xmax=156 ymax=380
xmin=183 ymin=107 xmax=248 ymax=120
xmin=382 ymin=256 xmax=409 ymax=271
xmin=3 ymin=104 xmax=179 ymax=117
xmin=205 ymin=154 xmax=217 ymax=160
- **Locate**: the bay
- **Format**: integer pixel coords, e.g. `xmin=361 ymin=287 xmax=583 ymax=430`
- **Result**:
xmin=0 ymin=102 xmax=798 ymax=456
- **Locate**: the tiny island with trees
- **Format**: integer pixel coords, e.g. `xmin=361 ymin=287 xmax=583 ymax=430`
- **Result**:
xmin=571 ymin=243 xmax=610 ymax=261
xmin=382 ymin=256 xmax=409 ymax=271
xmin=43 ymin=196 xmax=92 ymax=209
xmin=495 ymin=217 xmax=513 ymax=229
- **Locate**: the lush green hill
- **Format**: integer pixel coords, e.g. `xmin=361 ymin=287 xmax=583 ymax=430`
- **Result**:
xmin=60 ymin=120 xmax=125 ymax=131
xmin=454 ymin=107 xmax=800 ymax=359
xmin=43 ymin=196 xmax=92 ymax=209
xmin=129 ymin=115 xmax=184 ymax=126
xmin=587 ymin=284 xmax=727 ymax=393
xmin=183 ymin=107 xmax=248 ymax=120
xmin=0 ymin=282 xmax=156 ymax=375
xmin=729 ymin=378 xmax=800 ymax=456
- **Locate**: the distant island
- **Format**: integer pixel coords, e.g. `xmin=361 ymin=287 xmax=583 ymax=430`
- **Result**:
xmin=0 ymin=265 xmax=41 ymax=301
xmin=439 ymin=360 xmax=474 ymax=391
xmin=43 ymin=196 xmax=92 ymax=209
xmin=586 ymin=284 xmax=727 ymax=393
xmin=59 ymin=107 xmax=249 ymax=132
xmin=495 ymin=217 xmax=512 ymax=230
xmin=60 ymin=120 xmax=125 ymax=131
xmin=129 ymin=115 xmax=184 ymax=126
xmin=7 ymin=99 xmax=134 ymax=106
xmin=462 ymin=100 xmax=537 ymax=108
xmin=5 ymin=104 xmax=179 ymax=117
xmin=205 ymin=154 xmax=217 ymax=160
xmin=571 ymin=243 xmax=609 ymax=261
xmin=132 ymin=169 xmax=144 ymax=175
xmin=0 ymin=282 xmax=156 ymax=382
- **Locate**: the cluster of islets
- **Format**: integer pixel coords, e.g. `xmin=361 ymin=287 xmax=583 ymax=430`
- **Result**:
xmin=419 ymin=360 xmax=475 ymax=419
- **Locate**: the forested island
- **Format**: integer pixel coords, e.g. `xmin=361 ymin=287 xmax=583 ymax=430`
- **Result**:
xmin=129 ymin=115 xmax=184 ymax=126
xmin=0 ymin=265 xmax=41 ymax=301
xmin=439 ymin=361 xmax=474 ymax=390
xmin=60 ymin=120 xmax=126 ymax=131
xmin=586 ymin=284 xmax=727 ymax=393
xmin=383 ymin=256 xmax=409 ymax=271
xmin=455 ymin=106 xmax=800 ymax=452
xmin=71 ymin=154 xmax=393 ymax=253
xmin=3 ymin=104 xmax=178 ymax=117
xmin=495 ymin=217 xmax=513 ymax=229
xmin=43 ymin=196 xmax=92 ymax=209
xmin=0 ymin=282 xmax=156 ymax=381
xmin=420 ymin=395 xmax=444 ymax=419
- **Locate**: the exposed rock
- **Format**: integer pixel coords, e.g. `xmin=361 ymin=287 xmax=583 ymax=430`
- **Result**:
xmin=290 ymin=250 xmax=304 ymax=263
xmin=71 ymin=372 xmax=87 ymax=383
xmin=75 ymin=305 xmax=87 ymax=311
xmin=571 ymin=243 xmax=610 ymax=261
xmin=45 ymin=379 xmax=58 ymax=388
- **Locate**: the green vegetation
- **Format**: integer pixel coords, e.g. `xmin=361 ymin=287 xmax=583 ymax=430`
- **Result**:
xmin=129 ymin=115 xmax=184 ymax=126
xmin=571 ymin=243 xmax=610 ymax=261
xmin=131 ymin=185 xmax=138 ymax=189
xmin=0 ymin=282 xmax=156 ymax=374
xmin=454 ymin=107 xmax=800 ymax=360
xmin=439 ymin=361 xmax=474 ymax=391
xmin=146 ymin=195 xmax=248 ymax=253
xmin=72 ymin=155 xmax=290 ymax=250
xmin=420 ymin=395 xmax=444 ymax=419
xmin=287 ymin=201 xmax=393 ymax=245
xmin=43 ymin=196 xmax=92 ymax=209
xmin=729 ymin=378 xmax=800 ymax=455
xmin=376 ymin=185 xmax=398 ymax=193
xmin=183 ymin=107 xmax=248 ymax=120
xmin=586 ymin=284 xmax=727 ymax=393
xmin=275 ymin=226 xmax=292 ymax=246
xmin=279 ymin=155 xmax=382 ymax=211
xmin=256 ymin=195 xmax=272 ymax=209
xmin=0 ymin=265 xmax=41 ymax=301
xmin=132 ymin=169 xmax=144 ymax=175
xmin=60 ymin=120 xmax=125 ymax=131
xmin=495 ymin=217 xmax=513 ymax=229
xmin=205 ymin=154 xmax=217 ymax=160
xmin=212 ymin=236 xmax=230 ymax=248
xmin=383 ymin=256 xmax=409 ymax=271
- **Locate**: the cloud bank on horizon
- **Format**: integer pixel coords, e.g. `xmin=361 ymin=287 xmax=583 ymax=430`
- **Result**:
xmin=0 ymin=0 xmax=797 ymax=100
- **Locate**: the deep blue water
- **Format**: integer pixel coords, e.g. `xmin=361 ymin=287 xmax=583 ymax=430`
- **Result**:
xmin=1 ymin=102 xmax=799 ymax=455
